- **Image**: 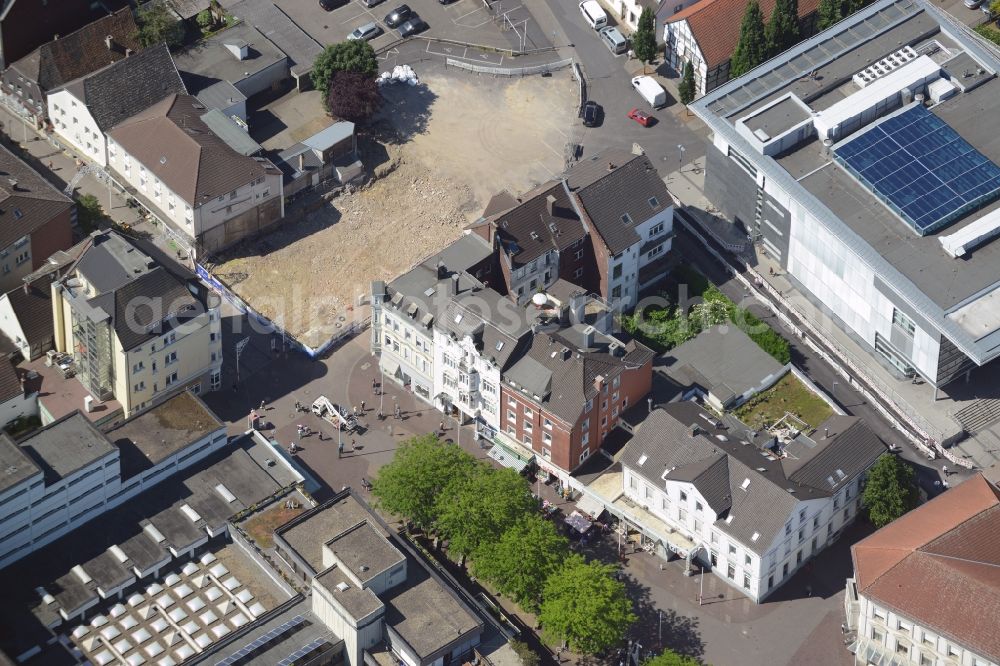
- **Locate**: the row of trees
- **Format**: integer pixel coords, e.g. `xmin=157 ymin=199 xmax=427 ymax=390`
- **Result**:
xmin=372 ymin=435 xmax=635 ymax=654
xmin=732 ymin=0 xmax=876 ymax=78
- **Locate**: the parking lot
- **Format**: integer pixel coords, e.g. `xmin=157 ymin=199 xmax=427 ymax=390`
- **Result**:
xmin=273 ymin=0 xmax=553 ymax=58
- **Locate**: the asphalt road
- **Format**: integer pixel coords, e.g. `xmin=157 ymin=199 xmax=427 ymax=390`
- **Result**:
xmin=672 ymin=227 xmax=962 ymax=500
xmin=533 ymin=0 xmax=707 ymax=170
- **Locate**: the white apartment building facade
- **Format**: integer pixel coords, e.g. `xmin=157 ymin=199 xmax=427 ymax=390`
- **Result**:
xmin=619 ymin=406 xmax=882 ymax=602
xmin=432 ymin=289 xmax=530 ymax=438
xmin=46 ymin=44 xmax=187 ymax=168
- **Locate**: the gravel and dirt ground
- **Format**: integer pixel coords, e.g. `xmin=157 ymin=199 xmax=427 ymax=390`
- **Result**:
xmin=213 ymin=70 xmax=577 ymax=347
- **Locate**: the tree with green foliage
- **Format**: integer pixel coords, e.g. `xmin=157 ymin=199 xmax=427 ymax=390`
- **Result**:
xmin=632 ymin=7 xmax=658 ymax=73
xmin=991 ymin=0 xmax=1000 ymax=16
xmin=509 ymin=641 xmax=540 ymax=666
xmin=843 ymin=0 xmax=867 ymax=15
xmin=136 ymin=2 xmax=186 ymax=49
xmin=196 ymin=10 xmax=214 ymax=31
xmin=472 ymin=515 xmax=568 ymax=612
xmin=816 ymin=0 xmax=842 ymax=30
xmin=678 ymin=61 xmax=696 ymax=106
xmin=765 ymin=0 xmax=800 ymax=57
xmin=326 ymin=69 xmax=382 ymax=124
xmin=371 ymin=434 xmax=476 ymax=532
xmin=311 ymin=40 xmax=379 ymax=101
xmin=75 ymin=194 xmax=107 ymax=233
xmin=539 ymin=555 xmax=635 ymax=654
xmin=643 ymin=651 xmax=703 ymax=666
xmin=863 ymin=454 xmax=919 ymax=528
xmin=435 ymin=464 xmax=537 ymax=562
xmin=730 ymin=0 xmax=767 ymax=78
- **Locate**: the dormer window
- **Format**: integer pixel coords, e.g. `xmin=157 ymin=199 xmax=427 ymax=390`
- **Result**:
xmin=621 ymin=213 xmax=633 ymax=225
xmin=648 ymin=196 xmax=660 ymax=209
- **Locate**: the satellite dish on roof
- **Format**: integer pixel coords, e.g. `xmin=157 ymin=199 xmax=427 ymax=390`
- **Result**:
xmin=531 ymin=292 xmax=547 ymax=306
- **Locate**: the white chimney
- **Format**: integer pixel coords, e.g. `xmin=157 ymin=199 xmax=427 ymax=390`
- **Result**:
xmin=84 ymin=395 xmax=94 ymax=413
xmin=104 ymin=35 xmax=115 ymax=51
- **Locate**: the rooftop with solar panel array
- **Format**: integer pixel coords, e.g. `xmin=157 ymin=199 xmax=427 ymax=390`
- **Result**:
xmin=709 ymin=0 xmax=1000 ymax=323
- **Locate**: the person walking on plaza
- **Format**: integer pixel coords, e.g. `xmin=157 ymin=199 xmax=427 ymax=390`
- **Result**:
xmin=360 ymin=400 xmax=366 ymax=412
xmin=372 ymin=378 xmax=378 ymax=394
xmin=338 ymin=441 xmax=344 ymax=458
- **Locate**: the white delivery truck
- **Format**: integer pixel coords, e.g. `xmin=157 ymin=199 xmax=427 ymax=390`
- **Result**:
xmin=631 ymin=75 xmax=667 ymax=109
xmin=579 ymin=0 xmax=608 ymax=29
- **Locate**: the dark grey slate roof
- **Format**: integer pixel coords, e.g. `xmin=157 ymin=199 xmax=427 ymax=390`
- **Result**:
xmin=382 ymin=234 xmax=493 ymax=330
xmin=0 ymin=143 xmax=74 ymax=250
xmin=506 ymin=330 xmax=654 ymax=423
xmin=489 ymin=180 xmax=587 ymax=266
xmin=439 ymin=287 xmax=533 ymax=370
xmin=5 ymin=273 xmax=57 ymax=349
xmin=782 ymin=415 xmax=886 ymax=493
xmin=622 ymin=401 xmax=885 ymax=553
xmin=564 ymin=149 xmax=671 ymax=256
xmin=112 ymin=267 xmax=200 ymax=351
xmin=76 ymin=43 xmax=187 ymax=131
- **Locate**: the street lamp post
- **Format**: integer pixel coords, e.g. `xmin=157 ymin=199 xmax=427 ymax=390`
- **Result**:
xmin=378 ymin=364 xmax=385 ymax=417
xmin=699 ymin=566 xmax=704 ymax=605
xmin=678 ymin=144 xmax=686 ymax=175
xmin=234 ymin=336 xmax=250 ymax=385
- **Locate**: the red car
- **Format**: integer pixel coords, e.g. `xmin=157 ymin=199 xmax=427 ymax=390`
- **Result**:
xmin=628 ymin=108 xmax=653 ymax=127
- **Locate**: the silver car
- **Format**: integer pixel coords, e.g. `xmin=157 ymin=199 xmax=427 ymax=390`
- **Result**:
xmin=348 ymin=21 xmax=382 ymax=40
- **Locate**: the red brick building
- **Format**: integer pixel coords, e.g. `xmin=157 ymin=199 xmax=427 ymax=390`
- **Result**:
xmin=0 ymin=144 xmax=74 ymax=293
xmin=499 ymin=328 xmax=653 ymax=478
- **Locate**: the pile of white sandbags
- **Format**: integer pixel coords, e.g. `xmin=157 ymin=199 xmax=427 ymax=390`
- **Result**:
xmin=378 ymin=64 xmax=419 ymax=86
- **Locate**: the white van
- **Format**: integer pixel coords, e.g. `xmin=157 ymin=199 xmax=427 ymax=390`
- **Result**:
xmin=631 ymin=75 xmax=667 ymax=108
xmin=600 ymin=26 xmax=628 ymax=54
xmin=579 ymin=0 xmax=608 ymax=30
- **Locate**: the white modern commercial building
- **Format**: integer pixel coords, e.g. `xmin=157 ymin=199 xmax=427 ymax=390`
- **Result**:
xmin=691 ymin=0 xmax=1000 ymax=399
xmin=619 ymin=403 xmax=884 ymax=602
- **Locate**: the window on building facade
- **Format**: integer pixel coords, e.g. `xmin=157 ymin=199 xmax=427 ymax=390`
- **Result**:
xmin=892 ymin=308 xmax=916 ymax=337
xmin=727 ymin=564 xmax=735 ymax=579
xmin=680 ymin=490 xmax=687 ymax=502
xmin=743 ymin=574 xmax=751 ymax=591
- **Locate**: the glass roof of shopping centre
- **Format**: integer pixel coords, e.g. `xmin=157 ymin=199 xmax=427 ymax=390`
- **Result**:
xmin=833 ymin=104 xmax=1000 ymax=235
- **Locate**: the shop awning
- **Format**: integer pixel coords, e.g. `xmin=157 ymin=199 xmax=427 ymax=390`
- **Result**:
xmin=575 ymin=494 xmax=606 ymax=520
xmin=488 ymin=443 xmax=531 ymax=472
xmin=565 ymin=511 xmax=592 ymax=534
xmin=382 ymin=358 xmax=400 ymax=378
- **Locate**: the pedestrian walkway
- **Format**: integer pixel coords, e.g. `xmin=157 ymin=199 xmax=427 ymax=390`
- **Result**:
xmin=0 ymin=104 xmax=143 ymax=230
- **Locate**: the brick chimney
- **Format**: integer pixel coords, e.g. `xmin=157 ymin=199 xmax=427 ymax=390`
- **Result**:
xmin=546 ymin=194 xmax=556 ymax=217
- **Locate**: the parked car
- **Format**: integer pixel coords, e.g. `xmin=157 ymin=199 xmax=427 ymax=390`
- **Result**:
xmin=599 ymin=26 xmax=627 ymax=54
xmin=627 ymin=107 xmax=653 ymax=126
xmin=439 ymin=0 xmax=457 ymax=4
xmin=319 ymin=0 xmax=349 ymax=10
xmin=384 ymin=4 xmax=412 ymax=27
xmin=397 ymin=16 xmax=427 ymax=37
xmin=362 ymin=0 xmax=385 ymax=7
xmin=582 ymin=101 xmax=601 ymax=127
xmin=964 ymin=0 xmax=982 ymax=8
xmin=348 ymin=21 xmax=383 ymax=40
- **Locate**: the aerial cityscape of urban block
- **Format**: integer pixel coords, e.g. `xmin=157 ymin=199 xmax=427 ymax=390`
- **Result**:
xmin=0 ymin=0 xmax=998 ymax=663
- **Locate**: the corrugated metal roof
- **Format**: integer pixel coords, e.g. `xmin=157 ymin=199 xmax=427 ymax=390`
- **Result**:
xmin=200 ymin=109 xmax=262 ymax=156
